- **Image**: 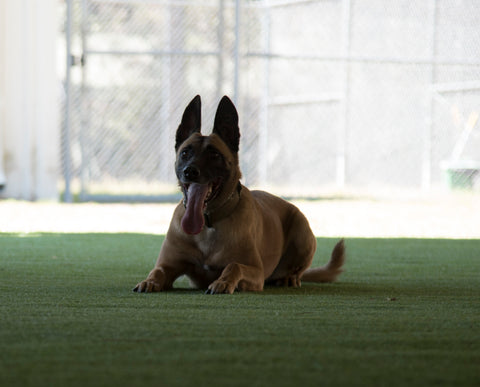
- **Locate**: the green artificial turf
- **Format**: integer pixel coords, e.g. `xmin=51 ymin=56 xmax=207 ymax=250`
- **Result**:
xmin=0 ymin=233 xmax=479 ymax=387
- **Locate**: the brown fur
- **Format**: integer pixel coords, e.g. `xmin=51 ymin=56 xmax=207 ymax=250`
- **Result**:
xmin=133 ymin=95 xmax=345 ymax=294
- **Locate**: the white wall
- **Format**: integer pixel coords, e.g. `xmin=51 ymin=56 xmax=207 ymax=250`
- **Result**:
xmin=0 ymin=0 xmax=59 ymax=200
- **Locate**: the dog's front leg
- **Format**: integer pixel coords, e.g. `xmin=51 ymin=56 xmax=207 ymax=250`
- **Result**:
xmin=134 ymin=233 xmax=191 ymax=293
xmin=133 ymin=266 xmax=170 ymax=293
xmin=206 ymin=262 xmax=264 ymax=294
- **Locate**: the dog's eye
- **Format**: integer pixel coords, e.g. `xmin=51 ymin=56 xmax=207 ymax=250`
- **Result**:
xmin=180 ymin=148 xmax=190 ymax=160
xmin=208 ymin=150 xmax=222 ymax=160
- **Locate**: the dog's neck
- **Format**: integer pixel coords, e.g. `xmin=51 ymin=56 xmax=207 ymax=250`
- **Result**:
xmin=204 ymin=182 xmax=242 ymax=228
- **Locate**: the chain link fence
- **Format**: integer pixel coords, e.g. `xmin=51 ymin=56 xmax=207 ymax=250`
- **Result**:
xmin=61 ymin=0 xmax=480 ymax=201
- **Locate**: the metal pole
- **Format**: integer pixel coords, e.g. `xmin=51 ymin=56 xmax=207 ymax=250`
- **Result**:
xmin=422 ymin=0 xmax=438 ymax=191
xmin=159 ymin=1 xmax=172 ymax=181
xmin=259 ymin=4 xmax=271 ymax=185
xmin=63 ymin=0 xmax=73 ymax=202
xmin=80 ymin=0 xmax=89 ymax=201
xmin=337 ymin=0 xmax=351 ymax=189
xmin=216 ymin=0 xmax=224 ymax=98
xmin=233 ymin=0 xmax=240 ymax=104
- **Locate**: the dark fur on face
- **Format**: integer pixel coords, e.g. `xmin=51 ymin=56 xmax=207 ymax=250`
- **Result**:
xmin=174 ymin=96 xmax=242 ymax=234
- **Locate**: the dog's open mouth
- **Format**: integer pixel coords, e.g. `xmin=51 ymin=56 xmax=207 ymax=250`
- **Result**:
xmin=181 ymin=180 xmax=222 ymax=235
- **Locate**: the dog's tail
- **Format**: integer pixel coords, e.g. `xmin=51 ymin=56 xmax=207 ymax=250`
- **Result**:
xmin=301 ymin=239 xmax=345 ymax=283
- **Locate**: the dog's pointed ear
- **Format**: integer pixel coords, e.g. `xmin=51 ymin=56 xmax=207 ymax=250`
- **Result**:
xmin=175 ymin=95 xmax=201 ymax=151
xmin=212 ymin=96 xmax=240 ymax=154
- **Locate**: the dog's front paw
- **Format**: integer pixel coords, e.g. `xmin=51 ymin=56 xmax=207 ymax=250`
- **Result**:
xmin=205 ymin=280 xmax=235 ymax=295
xmin=133 ymin=280 xmax=163 ymax=293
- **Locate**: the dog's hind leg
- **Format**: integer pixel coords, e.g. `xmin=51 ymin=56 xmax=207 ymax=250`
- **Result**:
xmin=266 ymin=212 xmax=317 ymax=287
xmin=266 ymin=244 xmax=314 ymax=288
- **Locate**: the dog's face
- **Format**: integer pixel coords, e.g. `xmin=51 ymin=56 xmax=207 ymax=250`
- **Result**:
xmin=174 ymin=96 xmax=242 ymax=235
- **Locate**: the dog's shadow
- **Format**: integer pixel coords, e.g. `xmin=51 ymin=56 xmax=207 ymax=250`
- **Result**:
xmin=164 ymin=282 xmax=358 ymax=296
xmin=155 ymin=275 xmax=371 ymax=296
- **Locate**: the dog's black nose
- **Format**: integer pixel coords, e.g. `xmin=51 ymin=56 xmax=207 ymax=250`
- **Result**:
xmin=183 ymin=166 xmax=200 ymax=181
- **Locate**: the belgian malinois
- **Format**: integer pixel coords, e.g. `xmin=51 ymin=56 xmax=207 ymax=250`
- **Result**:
xmin=133 ymin=95 xmax=345 ymax=294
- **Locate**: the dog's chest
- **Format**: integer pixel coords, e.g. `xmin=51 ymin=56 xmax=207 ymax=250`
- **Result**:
xmin=193 ymin=228 xmax=229 ymax=268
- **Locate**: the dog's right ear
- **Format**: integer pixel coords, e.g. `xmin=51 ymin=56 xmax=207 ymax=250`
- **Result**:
xmin=175 ymin=95 xmax=201 ymax=151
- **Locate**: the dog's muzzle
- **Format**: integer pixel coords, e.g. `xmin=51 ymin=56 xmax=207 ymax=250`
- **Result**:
xmin=183 ymin=165 xmax=200 ymax=182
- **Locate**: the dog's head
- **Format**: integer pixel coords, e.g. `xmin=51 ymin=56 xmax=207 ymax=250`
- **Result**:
xmin=175 ymin=95 xmax=242 ymax=235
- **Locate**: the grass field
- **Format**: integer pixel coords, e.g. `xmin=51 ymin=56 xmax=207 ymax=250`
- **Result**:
xmin=1 ymin=233 xmax=479 ymax=387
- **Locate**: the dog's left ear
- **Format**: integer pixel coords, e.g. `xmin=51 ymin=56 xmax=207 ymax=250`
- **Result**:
xmin=213 ymin=96 xmax=240 ymax=154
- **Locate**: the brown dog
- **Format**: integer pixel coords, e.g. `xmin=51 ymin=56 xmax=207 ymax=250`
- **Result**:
xmin=134 ymin=95 xmax=345 ymax=294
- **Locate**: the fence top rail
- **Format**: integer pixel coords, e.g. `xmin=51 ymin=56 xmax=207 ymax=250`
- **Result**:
xmin=85 ymin=49 xmax=221 ymax=57
xmin=84 ymin=0 xmax=223 ymax=7
xmin=433 ymin=81 xmax=480 ymax=94
xmin=246 ymin=51 xmax=480 ymax=67
xmin=85 ymin=0 xmax=321 ymax=8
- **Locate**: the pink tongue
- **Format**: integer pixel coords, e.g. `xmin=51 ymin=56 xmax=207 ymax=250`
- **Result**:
xmin=181 ymin=183 xmax=209 ymax=235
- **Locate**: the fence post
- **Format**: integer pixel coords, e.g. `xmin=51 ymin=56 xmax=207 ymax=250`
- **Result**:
xmin=159 ymin=2 xmax=172 ymax=181
xmin=63 ymin=0 xmax=73 ymax=202
xmin=259 ymin=5 xmax=271 ymax=186
xmin=337 ymin=0 xmax=352 ymax=189
xmin=216 ymin=0 xmax=224 ymax=98
xmin=233 ymin=0 xmax=240 ymax=105
xmin=80 ymin=0 xmax=89 ymax=201
xmin=422 ymin=0 xmax=438 ymax=191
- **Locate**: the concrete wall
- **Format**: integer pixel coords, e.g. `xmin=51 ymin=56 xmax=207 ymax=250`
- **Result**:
xmin=0 ymin=0 xmax=59 ymax=200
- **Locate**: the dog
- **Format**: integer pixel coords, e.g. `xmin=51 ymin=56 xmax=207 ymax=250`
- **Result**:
xmin=133 ymin=95 xmax=345 ymax=294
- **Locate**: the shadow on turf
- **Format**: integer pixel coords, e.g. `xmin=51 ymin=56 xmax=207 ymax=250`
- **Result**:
xmin=156 ymin=282 xmax=354 ymax=296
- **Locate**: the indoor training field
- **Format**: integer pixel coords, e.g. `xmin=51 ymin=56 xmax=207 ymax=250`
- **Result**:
xmin=1 ymin=199 xmax=479 ymax=387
